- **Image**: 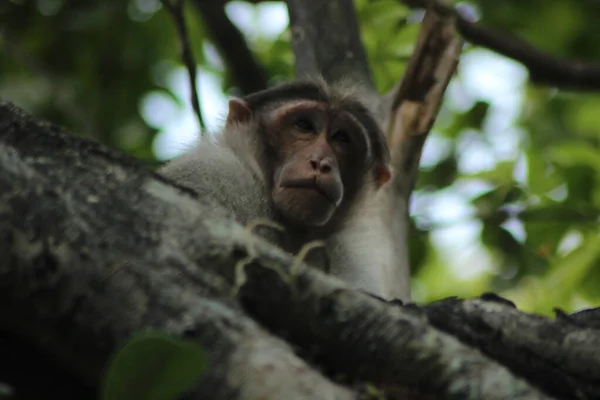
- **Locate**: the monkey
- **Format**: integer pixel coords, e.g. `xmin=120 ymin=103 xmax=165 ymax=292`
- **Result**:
xmin=160 ymin=78 xmax=409 ymax=300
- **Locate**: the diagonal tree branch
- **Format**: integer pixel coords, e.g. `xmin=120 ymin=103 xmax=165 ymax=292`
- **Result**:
xmin=403 ymin=0 xmax=600 ymax=91
xmin=0 ymin=100 xmax=353 ymax=399
xmin=385 ymin=8 xmax=462 ymax=200
xmin=193 ymin=0 xmax=268 ymax=94
xmin=0 ymin=100 xmax=560 ymax=399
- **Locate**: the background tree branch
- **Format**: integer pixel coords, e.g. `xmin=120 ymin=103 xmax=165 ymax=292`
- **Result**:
xmin=403 ymin=0 xmax=600 ymax=91
xmin=193 ymin=0 xmax=268 ymax=94
xmin=285 ymin=0 xmax=375 ymax=93
xmin=385 ymin=9 xmax=462 ymax=200
xmin=162 ymin=0 xmax=206 ymax=132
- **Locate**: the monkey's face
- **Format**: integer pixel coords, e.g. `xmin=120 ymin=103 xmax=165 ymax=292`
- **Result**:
xmin=267 ymin=101 xmax=370 ymax=227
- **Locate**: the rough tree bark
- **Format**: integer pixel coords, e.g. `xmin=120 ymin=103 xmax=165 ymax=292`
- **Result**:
xmin=2 ymin=99 xmax=600 ymax=399
xmin=1 ymin=2 xmax=600 ymax=400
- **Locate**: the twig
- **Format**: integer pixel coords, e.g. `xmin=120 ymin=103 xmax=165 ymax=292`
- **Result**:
xmin=402 ymin=0 xmax=600 ymax=91
xmin=192 ymin=0 xmax=268 ymax=94
xmin=161 ymin=0 xmax=206 ymax=133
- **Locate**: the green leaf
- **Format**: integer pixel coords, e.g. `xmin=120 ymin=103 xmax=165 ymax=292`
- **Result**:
xmin=542 ymin=233 xmax=600 ymax=311
xmin=0 ymin=382 xmax=14 ymax=400
xmin=101 ymin=330 xmax=208 ymax=400
xmin=566 ymin=96 xmax=600 ymax=140
xmin=464 ymin=101 xmax=490 ymax=131
xmin=563 ymin=165 xmax=596 ymax=204
xmin=526 ymin=149 xmax=559 ymax=196
xmin=467 ymin=161 xmax=516 ymax=186
xmin=471 ymin=184 xmax=522 ymax=221
xmin=503 ymin=232 xmax=600 ymax=314
xmin=418 ymin=155 xmax=457 ymax=189
xmin=481 ymin=222 xmax=520 ymax=254
xmin=520 ymin=204 xmax=599 ymax=223
xmin=549 ymin=143 xmax=600 ymax=172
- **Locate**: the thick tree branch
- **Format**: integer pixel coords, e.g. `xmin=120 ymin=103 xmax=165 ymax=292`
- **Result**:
xmin=0 ymin=101 xmax=352 ymax=399
xmin=162 ymin=0 xmax=206 ymax=132
xmin=0 ymin=101 xmax=566 ymax=399
xmin=285 ymin=0 xmax=376 ymax=95
xmin=403 ymin=0 xmax=600 ymax=91
xmin=427 ymin=296 xmax=600 ymax=399
xmin=193 ymin=0 xmax=268 ymax=94
xmin=384 ymin=8 xmax=462 ymax=200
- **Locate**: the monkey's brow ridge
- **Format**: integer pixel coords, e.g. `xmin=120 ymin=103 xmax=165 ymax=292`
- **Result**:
xmin=243 ymin=82 xmax=329 ymax=109
xmin=244 ymin=81 xmax=391 ymax=165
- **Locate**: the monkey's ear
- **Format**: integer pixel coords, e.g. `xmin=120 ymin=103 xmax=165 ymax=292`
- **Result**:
xmin=226 ymin=99 xmax=253 ymax=126
xmin=374 ymin=165 xmax=392 ymax=188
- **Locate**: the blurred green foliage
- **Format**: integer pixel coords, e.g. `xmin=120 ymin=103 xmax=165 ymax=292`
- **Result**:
xmin=1 ymin=0 xmax=598 ymax=314
xmin=101 ymin=330 xmax=208 ymax=400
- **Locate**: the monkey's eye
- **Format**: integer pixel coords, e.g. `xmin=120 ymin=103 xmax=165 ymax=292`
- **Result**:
xmin=332 ymin=130 xmax=351 ymax=144
xmin=293 ymin=118 xmax=314 ymax=133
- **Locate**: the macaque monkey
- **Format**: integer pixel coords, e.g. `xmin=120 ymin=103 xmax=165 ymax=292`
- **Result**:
xmin=160 ymin=79 xmax=408 ymax=300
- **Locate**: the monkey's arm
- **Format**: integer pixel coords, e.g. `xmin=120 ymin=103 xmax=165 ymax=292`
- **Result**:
xmin=160 ymin=142 xmax=335 ymax=275
xmin=159 ymin=141 xmax=270 ymax=226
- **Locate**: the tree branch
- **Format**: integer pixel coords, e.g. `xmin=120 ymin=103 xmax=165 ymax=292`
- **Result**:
xmin=162 ymin=0 xmax=206 ymax=132
xmin=427 ymin=296 xmax=600 ymax=399
xmin=384 ymin=8 xmax=462 ymax=200
xmin=0 ymin=100 xmax=568 ymax=399
xmin=403 ymin=0 xmax=600 ymax=91
xmin=0 ymin=100 xmax=352 ymax=399
xmin=193 ymin=0 xmax=268 ymax=94
xmin=285 ymin=0 xmax=375 ymax=95
xmin=373 ymin=6 xmax=462 ymax=301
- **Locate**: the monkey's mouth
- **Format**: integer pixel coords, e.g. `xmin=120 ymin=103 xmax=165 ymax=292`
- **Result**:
xmin=281 ymin=179 xmax=336 ymax=205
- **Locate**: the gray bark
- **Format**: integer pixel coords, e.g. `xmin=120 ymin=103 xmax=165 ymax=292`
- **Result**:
xmin=4 ymin=99 xmax=600 ymax=400
xmin=0 ymin=101 xmax=354 ymax=400
xmin=286 ymin=0 xmax=375 ymax=90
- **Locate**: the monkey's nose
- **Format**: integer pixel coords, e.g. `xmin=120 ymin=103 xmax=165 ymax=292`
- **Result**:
xmin=310 ymin=159 xmax=332 ymax=174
